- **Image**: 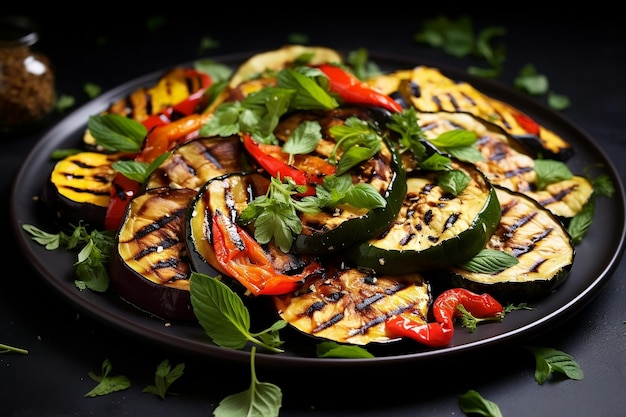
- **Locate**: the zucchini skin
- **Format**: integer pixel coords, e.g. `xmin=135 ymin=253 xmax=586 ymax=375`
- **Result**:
xmin=428 ymin=185 xmax=575 ymax=302
xmin=348 ymin=161 xmax=501 ymax=274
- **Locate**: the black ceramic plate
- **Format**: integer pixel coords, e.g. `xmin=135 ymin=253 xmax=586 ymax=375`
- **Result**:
xmin=10 ymin=51 xmax=626 ymax=369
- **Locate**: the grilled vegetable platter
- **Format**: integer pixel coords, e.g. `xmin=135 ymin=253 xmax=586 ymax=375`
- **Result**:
xmin=11 ymin=45 xmax=625 ymax=368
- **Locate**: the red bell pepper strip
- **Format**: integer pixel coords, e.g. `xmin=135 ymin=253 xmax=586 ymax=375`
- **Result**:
xmin=141 ymin=68 xmax=211 ymax=131
xmin=103 ymin=172 xmax=142 ymax=231
xmin=512 ymin=111 xmax=541 ymax=136
xmin=315 ymin=63 xmax=403 ymax=113
xmin=385 ymin=288 xmax=504 ymax=347
xmin=211 ymin=210 xmax=321 ymax=296
xmin=242 ymin=133 xmax=336 ymax=196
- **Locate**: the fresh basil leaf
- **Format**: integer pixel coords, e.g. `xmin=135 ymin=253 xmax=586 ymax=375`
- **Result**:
xmin=457 ymin=249 xmax=519 ymax=273
xmin=533 ymin=159 xmax=573 ymax=190
xmin=524 ymin=345 xmax=584 ymax=384
xmin=189 ymin=272 xmax=285 ymax=353
xmin=277 ymin=67 xmax=338 ymax=110
xmin=88 ymin=114 xmax=146 ymax=153
xmin=567 ymin=199 xmax=594 ymax=245
xmin=437 ymin=169 xmax=470 ymax=195
xmin=213 ymin=347 xmax=282 ymax=417
xmin=281 ymin=120 xmax=322 ymax=159
xmin=458 ymin=389 xmax=503 ymax=417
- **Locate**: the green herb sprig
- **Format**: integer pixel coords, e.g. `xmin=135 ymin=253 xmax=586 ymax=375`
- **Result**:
xmin=22 ymin=222 xmax=114 ymax=292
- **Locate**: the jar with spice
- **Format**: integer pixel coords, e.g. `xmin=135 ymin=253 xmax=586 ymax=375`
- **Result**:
xmin=0 ymin=15 xmax=56 ymax=134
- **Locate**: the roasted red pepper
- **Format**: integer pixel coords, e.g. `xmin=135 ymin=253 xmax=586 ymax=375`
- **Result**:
xmin=315 ymin=63 xmax=403 ymax=113
xmin=385 ymin=288 xmax=504 ymax=347
xmin=141 ymin=68 xmax=211 ymax=131
xmin=512 ymin=111 xmax=541 ymax=136
xmin=211 ymin=211 xmax=321 ymax=296
xmin=242 ymin=133 xmax=335 ymax=196
xmin=102 ymin=70 xmax=213 ymax=231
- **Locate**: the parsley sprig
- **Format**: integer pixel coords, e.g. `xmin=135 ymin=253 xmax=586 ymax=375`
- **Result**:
xmin=22 ymin=222 xmax=114 ymax=292
xmin=240 ymin=174 xmax=386 ymax=252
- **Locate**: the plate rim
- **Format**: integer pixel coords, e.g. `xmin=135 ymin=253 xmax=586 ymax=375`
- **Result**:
xmin=10 ymin=49 xmax=626 ymax=369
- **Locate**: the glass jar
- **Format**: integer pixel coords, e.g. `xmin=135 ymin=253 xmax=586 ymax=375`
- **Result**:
xmin=0 ymin=15 xmax=55 ymax=134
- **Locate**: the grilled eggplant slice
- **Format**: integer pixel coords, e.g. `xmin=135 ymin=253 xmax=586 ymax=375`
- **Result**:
xmin=429 ymin=185 xmax=575 ymax=302
xmin=348 ymin=159 xmax=501 ymax=274
xmin=43 ymin=151 xmax=129 ymax=230
xmin=366 ymin=66 xmax=574 ymax=161
xmin=271 ymin=107 xmax=407 ymax=255
xmin=187 ymin=172 xmax=322 ymax=293
xmin=273 ymin=263 xmax=430 ymax=345
xmin=110 ymin=187 xmax=197 ymax=321
xmin=416 ymin=111 xmax=593 ymax=220
xmin=145 ymin=135 xmax=251 ymax=191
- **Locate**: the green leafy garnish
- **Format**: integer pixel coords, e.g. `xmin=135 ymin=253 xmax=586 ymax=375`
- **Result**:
xmin=88 ymin=113 xmax=147 ymax=153
xmin=22 ymin=222 xmax=114 ymax=292
xmin=457 ymin=249 xmax=519 ymax=274
xmin=387 ymin=107 xmax=428 ymax=160
xmin=111 ymin=151 xmax=170 ymax=183
xmin=197 ymin=36 xmax=220 ymax=54
xmin=414 ymin=15 xmax=506 ymax=78
xmin=514 ymin=63 xmax=549 ymax=95
xmin=548 ymin=91 xmax=571 ymax=110
xmin=55 ymin=94 xmax=75 ymax=113
xmin=84 ymin=359 xmax=131 ymax=397
xmin=213 ymin=347 xmax=282 ymax=417
xmin=437 ymin=169 xmax=471 ymax=196
xmin=428 ymin=129 xmax=484 ymax=162
xmin=281 ymin=120 xmax=323 ymax=164
xmin=567 ymin=199 xmax=594 ymax=245
xmin=316 ymin=341 xmax=374 ymax=358
xmin=458 ymin=389 xmax=503 ymax=417
xmin=0 ymin=343 xmax=28 ymax=354
xmin=328 ymin=116 xmax=382 ymax=175
xmin=456 ymin=304 xmax=503 ymax=332
xmin=143 ymin=359 xmax=185 ymax=400
xmin=84 ymin=82 xmax=102 ymax=99
xmin=524 ymin=345 xmax=584 ymax=384
xmin=189 ymin=273 xmax=287 ymax=353
xmin=347 ymin=47 xmax=382 ymax=80
xmin=239 ymin=176 xmax=320 ymax=252
xmin=533 ymin=158 xmax=573 ymax=190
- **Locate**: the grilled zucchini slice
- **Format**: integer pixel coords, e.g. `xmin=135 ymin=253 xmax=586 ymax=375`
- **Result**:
xmin=145 ymin=135 xmax=251 ymax=191
xmin=273 ymin=265 xmax=430 ymax=345
xmin=110 ymin=187 xmax=197 ymax=321
xmin=43 ymin=151 xmax=129 ymax=230
xmin=348 ymin=159 xmax=501 ymax=274
xmin=366 ymin=66 xmax=574 ymax=161
xmin=429 ymin=185 xmax=575 ymax=302
xmin=271 ymin=107 xmax=407 ymax=255
xmin=416 ymin=111 xmax=593 ymax=220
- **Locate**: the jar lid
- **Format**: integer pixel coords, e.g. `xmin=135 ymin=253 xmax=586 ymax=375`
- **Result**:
xmin=0 ymin=15 xmax=39 ymax=47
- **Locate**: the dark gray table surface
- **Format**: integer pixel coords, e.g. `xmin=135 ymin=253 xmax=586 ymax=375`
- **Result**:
xmin=2 ymin=8 xmax=625 ymax=417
